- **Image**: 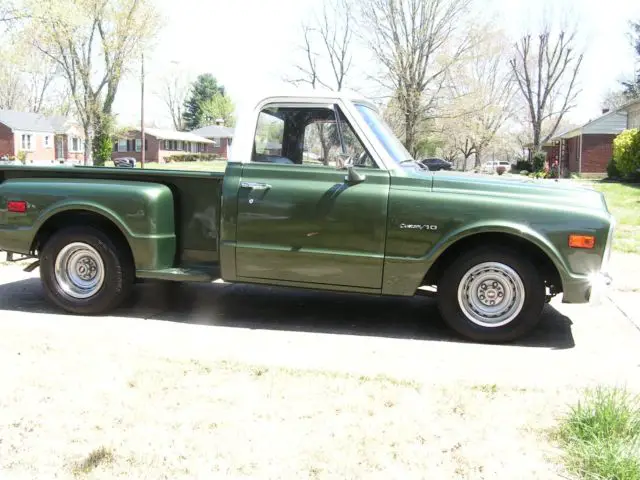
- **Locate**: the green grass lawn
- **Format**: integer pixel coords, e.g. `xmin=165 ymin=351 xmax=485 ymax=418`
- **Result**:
xmin=586 ymin=181 xmax=640 ymax=254
xmin=557 ymin=386 xmax=640 ymax=480
xmin=103 ymin=160 xmax=228 ymax=173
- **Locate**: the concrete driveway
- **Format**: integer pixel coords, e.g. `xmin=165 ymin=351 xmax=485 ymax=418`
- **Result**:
xmin=1 ymin=261 xmax=639 ymax=391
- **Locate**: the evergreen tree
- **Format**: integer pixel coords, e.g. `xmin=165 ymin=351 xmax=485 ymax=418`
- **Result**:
xmin=622 ymin=21 xmax=640 ymax=99
xmin=182 ymin=74 xmax=225 ymax=130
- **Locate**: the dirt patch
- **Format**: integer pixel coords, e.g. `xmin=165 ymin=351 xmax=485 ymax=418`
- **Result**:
xmin=0 ymin=338 xmax=578 ymax=480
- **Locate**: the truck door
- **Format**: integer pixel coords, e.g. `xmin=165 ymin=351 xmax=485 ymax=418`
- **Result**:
xmin=235 ymin=103 xmax=390 ymax=290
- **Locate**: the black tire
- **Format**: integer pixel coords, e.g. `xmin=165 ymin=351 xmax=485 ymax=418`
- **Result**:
xmin=39 ymin=226 xmax=134 ymax=315
xmin=437 ymin=246 xmax=545 ymax=343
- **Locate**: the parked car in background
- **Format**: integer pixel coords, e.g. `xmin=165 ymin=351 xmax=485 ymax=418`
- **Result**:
xmin=419 ymin=157 xmax=452 ymax=171
xmin=113 ymin=157 xmax=136 ymax=168
xmin=482 ymin=160 xmax=511 ymax=174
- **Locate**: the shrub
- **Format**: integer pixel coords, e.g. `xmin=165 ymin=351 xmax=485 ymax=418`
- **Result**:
xmin=532 ymin=152 xmax=546 ymax=172
xmin=93 ymin=114 xmax=114 ymax=166
xmin=520 ymin=170 xmax=529 ymax=176
xmin=612 ymin=128 xmax=640 ymax=178
xmin=607 ymin=158 xmax=621 ymax=179
xmin=516 ymin=159 xmax=531 ymax=171
xmin=165 ymin=153 xmax=221 ymax=163
xmin=530 ymin=168 xmax=552 ymax=179
xmin=496 ymin=166 xmax=506 ymax=175
xmin=16 ymin=150 xmax=27 ymax=164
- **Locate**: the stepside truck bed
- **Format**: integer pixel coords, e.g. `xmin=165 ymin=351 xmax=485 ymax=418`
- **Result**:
xmin=0 ymin=165 xmax=226 ymax=279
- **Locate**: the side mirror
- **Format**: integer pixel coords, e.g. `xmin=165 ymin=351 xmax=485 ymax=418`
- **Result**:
xmin=345 ymin=165 xmax=366 ymax=184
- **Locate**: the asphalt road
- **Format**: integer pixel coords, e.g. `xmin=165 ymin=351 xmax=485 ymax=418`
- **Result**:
xmin=1 ymin=265 xmax=639 ymax=390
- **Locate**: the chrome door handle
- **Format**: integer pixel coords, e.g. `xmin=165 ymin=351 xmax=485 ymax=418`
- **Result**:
xmin=240 ymin=181 xmax=271 ymax=190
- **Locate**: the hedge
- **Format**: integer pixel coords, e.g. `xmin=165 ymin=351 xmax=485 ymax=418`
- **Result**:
xmin=165 ymin=153 xmax=222 ymax=163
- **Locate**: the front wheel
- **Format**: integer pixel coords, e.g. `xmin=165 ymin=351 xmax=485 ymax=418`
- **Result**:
xmin=40 ymin=226 xmax=134 ymax=315
xmin=437 ymin=247 xmax=545 ymax=343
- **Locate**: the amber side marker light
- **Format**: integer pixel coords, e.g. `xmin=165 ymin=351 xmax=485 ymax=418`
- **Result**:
xmin=569 ymin=234 xmax=595 ymax=249
xmin=7 ymin=201 xmax=27 ymax=213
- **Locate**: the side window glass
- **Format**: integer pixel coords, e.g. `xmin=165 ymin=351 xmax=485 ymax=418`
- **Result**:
xmin=252 ymin=105 xmax=377 ymax=168
xmin=252 ymin=109 xmax=286 ymax=163
xmin=302 ymin=121 xmax=341 ymax=167
xmin=337 ymin=110 xmax=377 ymax=169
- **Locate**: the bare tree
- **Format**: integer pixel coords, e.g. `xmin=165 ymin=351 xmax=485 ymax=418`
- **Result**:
xmin=601 ymin=88 xmax=631 ymax=112
xmin=0 ymin=41 xmax=60 ymax=113
xmin=359 ymin=0 xmax=474 ymax=155
xmin=158 ymin=73 xmax=189 ymax=130
xmin=453 ymin=32 xmax=516 ymax=166
xmin=509 ymin=26 xmax=583 ymax=153
xmin=0 ymin=61 xmax=26 ymax=110
xmin=17 ymin=0 xmax=161 ymax=163
xmin=286 ymin=0 xmax=354 ymax=164
xmin=287 ymin=0 xmax=354 ymax=91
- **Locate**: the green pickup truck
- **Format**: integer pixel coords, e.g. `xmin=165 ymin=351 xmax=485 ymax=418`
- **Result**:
xmin=0 ymin=91 xmax=615 ymax=342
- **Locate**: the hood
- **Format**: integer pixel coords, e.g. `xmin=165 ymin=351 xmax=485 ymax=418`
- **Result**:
xmin=430 ymin=171 xmax=609 ymax=212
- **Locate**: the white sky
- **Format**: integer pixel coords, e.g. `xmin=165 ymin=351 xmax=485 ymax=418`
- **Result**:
xmin=112 ymin=0 xmax=640 ymax=129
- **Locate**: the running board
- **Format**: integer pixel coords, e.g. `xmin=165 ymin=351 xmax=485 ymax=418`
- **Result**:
xmin=136 ymin=267 xmax=217 ymax=283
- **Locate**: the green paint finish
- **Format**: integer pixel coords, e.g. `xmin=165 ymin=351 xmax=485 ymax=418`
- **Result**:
xmin=382 ymin=170 xmax=613 ymax=297
xmin=0 ymin=161 xmax=614 ymax=305
xmin=0 ymin=177 xmax=176 ymax=270
xmin=0 ymin=165 xmax=224 ymax=268
xmin=233 ymin=163 xmax=390 ymax=289
xmin=219 ymin=162 xmax=243 ymax=281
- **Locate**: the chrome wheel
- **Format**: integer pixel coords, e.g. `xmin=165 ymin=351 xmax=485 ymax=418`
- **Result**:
xmin=54 ymin=242 xmax=105 ymax=299
xmin=457 ymin=262 xmax=525 ymax=328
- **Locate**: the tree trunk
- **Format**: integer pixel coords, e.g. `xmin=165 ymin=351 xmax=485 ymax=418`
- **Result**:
xmin=83 ymin=121 xmax=92 ymax=166
xmin=474 ymin=148 xmax=482 ymax=168
xmin=532 ymin=124 xmax=541 ymax=152
xmin=404 ymin=111 xmax=414 ymax=156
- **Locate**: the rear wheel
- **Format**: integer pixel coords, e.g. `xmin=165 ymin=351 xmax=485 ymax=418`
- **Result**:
xmin=437 ymin=247 xmax=545 ymax=343
xmin=40 ymin=226 xmax=134 ymax=315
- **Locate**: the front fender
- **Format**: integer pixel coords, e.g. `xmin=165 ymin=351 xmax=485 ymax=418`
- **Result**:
xmin=382 ymin=220 xmax=571 ymax=296
xmin=428 ymin=220 xmax=571 ymax=275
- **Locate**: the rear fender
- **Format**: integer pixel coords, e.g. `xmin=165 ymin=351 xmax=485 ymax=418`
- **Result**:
xmin=0 ymin=178 xmax=177 ymax=271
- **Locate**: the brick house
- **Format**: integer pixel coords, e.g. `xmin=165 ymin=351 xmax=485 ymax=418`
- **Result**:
xmin=189 ymin=124 xmax=234 ymax=159
xmin=0 ymin=110 xmax=85 ymax=164
xmin=112 ymin=127 xmax=214 ymax=164
xmin=544 ymin=98 xmax=640 ymax=175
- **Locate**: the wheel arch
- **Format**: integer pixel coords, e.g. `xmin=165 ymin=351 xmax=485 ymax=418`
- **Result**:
xmin=422 ymin=231 xmax=563 ymax=294
xmin=31 ymin=209 xmax=134 ymax=268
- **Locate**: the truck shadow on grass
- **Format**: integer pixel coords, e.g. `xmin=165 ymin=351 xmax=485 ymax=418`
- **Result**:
xmin=0 ymin=277 xmax=575 ymax=349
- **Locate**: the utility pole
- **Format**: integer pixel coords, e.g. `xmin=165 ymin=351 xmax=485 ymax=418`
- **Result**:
xmin=141 ymin=52 xmax=145 ymax=169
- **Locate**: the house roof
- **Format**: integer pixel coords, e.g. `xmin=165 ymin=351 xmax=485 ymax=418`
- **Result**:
xmin=0 ymin=109 xmax=57 ymax=133
xmin=143 ymin=127 xmax=214 ymax=143
xmin=190 ymin=124 xmax=235 ymax=138
xmin=0 ymin=109 xmax=80 ymax=134
xmin=549 ymin=108 xmax=628 ymax=141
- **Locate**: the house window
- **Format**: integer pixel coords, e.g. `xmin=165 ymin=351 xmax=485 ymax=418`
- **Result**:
xmin=71 ymin=136 xmax=83 ymax=153
xmin=118 ymin=139 xmax=127 ymax=152
xmin=21 ymin=134 xmax=33 ymax=150
xmin=212 ymin=137 xmax=220 ymax=148
xmin=44 ymin=135 xmax=51 ymax=148
xmin=135 ymin=139 xmax=142 ymax=152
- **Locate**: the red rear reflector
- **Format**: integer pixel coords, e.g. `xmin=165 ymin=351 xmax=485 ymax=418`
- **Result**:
xmin=7 ymin=201 xmax=27 ymax=213
xmin=569 ymin=234 xmax=595 ymax=249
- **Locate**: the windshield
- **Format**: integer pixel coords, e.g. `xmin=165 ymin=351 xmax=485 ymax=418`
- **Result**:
xmin=355 ymin=103 xmax=414 ymax=166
